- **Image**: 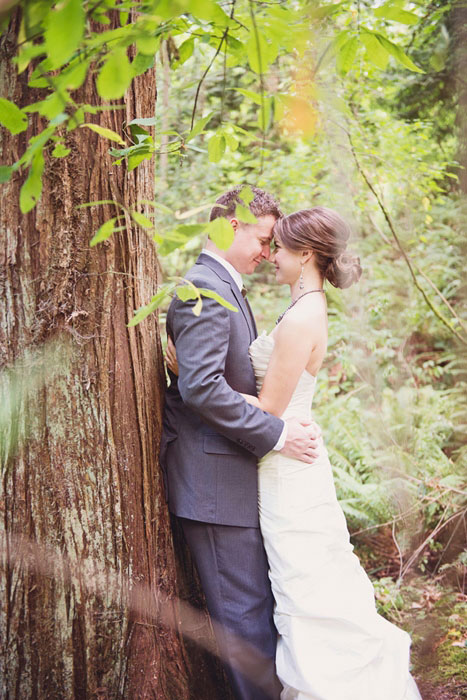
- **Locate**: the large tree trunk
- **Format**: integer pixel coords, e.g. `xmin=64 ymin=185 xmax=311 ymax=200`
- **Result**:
xmin=0 ymin=9 xmax=229 ymax=699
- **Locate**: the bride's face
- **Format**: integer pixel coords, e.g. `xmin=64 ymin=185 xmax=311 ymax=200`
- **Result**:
xmin=272 ymin=236 xmax=302 ymax=285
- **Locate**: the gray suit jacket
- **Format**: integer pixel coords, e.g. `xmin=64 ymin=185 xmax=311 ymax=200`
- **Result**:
xmin=160 ymin=253 xmax=283 ymax=527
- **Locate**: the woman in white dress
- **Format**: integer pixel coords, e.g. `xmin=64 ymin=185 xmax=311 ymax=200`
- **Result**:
xmin=241 ymin=207 xmax=422 ymax=700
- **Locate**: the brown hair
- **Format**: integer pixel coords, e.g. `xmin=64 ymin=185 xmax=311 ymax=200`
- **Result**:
xmin=209 ymin=185 xmax=283 ymax=222
xmin=273 ymin=207 xmax=362 ymax=289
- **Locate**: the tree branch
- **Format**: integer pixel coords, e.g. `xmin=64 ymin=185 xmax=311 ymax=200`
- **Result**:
xmin=190 ymin=1 xmax=236 ymax=131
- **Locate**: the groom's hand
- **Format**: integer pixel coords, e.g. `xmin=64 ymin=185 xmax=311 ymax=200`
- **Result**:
xmin=281 ymin=418 xmax=321 ymax=463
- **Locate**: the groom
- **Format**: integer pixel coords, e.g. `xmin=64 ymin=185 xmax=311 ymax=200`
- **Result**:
xmin=160 ymin=186 xmax=319 ymax=699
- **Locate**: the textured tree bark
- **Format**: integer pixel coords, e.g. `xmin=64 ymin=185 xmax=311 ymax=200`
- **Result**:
xmin=0 ymin=9 xmax=229 ymax=699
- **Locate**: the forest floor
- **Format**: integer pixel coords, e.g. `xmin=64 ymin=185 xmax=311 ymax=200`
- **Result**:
xmin=369 ymin=565 xmax=466 ymax=699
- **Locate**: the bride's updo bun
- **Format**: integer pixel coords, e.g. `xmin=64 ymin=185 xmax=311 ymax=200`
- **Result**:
xmin=273 ymin=207 xmax=362 ymax=289
xmin=325 ymin=252 xmax=362 ymax=289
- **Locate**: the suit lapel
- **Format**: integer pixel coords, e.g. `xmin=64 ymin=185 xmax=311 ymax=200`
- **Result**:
xmin=196 ymin=253 xmax=256 ymax=343
xmin=244 ymin=296 xmax=258 ymax=338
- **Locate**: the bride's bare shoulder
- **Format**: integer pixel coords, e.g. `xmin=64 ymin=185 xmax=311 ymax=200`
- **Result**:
xmin=278 ymin=295 xmax=326 ymax=332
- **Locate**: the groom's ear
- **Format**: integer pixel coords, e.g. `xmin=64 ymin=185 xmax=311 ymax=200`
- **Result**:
xmin=230 ymin=217 xmax=239 ymax=233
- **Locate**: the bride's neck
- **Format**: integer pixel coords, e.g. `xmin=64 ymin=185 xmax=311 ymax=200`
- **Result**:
xmin=290 ymin=269 xmax=323 ymax=301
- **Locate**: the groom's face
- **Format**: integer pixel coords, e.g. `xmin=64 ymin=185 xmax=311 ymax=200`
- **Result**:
xmin=227 ymin=215 xmax=276 ymax=275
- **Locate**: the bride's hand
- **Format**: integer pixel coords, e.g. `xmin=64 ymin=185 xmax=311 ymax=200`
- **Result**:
xmin=166 ymin=336 xmax=179 ymax=376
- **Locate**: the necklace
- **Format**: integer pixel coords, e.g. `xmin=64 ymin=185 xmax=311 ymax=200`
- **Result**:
xmin=276 ymin=289 xmax=325 ymax=325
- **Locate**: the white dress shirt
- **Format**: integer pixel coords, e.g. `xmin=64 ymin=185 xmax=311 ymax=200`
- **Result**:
xmin=202 ymin=248 xmax=287 ymax=451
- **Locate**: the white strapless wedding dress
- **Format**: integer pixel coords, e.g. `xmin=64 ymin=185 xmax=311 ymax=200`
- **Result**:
xmin=250 ymin=332 xmax=422 ymax=700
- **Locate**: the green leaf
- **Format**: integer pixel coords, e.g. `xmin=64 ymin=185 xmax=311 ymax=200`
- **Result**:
xmin=77 ymin=199 xmax=121 ymax=210
xmin=375 ymin=34 xmax=424 ymax=73
xmin=186 ymin=111 xmax=216 ymax=141
xmin=331 ymin=29 xmax=351 ymax=53
xmin=175 ymin=37 xmax=195 ymax=65
xmin=20 ymin=150 xmax=44 ymax=213
xmin=90 ymin=217 xmax=116 ymax=247
xmin=97 ymin=48 xmax=132 ymax=99
xmin=224 ymin=131 xmax=238 ymax=152
xmin=374 ymin=3 xmax=419 ymax=25
xmin=192 ymin=296 xmax=203 ymax=316
xmin=80 ymin=123 xmax=125 ymax=145
xmin=17 ymin=125 xmax=56 ymax=167
xmin=233 ymin=87 xmax=264 ymax=106
xmin=361 ymin=31 xmax=389 ymax=70
xmin=235 ymin=203 xmax=257 ymax=224
xmin=131 ymin=211 xmax=153 ymax=229
xmin=188 ymin=0 xmax=228 ymax=22
xmin=0 ymin=165 xmax=13 ymax=183
xmin=0 ymin=98 xmax=28 ymax=134
xmin=129 ymin=124 xmax=152 ymax=144
xmin=62 ymin=59 xmax=88 ymax=90
xmin=128 ymin=152 xmax=152 ymax=170
xmin=131 ymin=52 xmax=155 ymax=77
xmin=207 ymin=217 xmax=234 ymax=249
xmin=246 ymin=31 xmax=269 ymax=74
xmin=45 ymin=0 xmax=85 ymax=69
xmin=142 ymin=199 xmax=172 ymax=214
xmin=176 ymin=285 xmax=198 ymax=302
xmin=16 ymin=42 xmax=46 ymax=74
xmin=309 ymin=1 xmax=345 ymax=20
xmin=208 ymin=132 xmax=226 ymax=163
xmin=25 ymin=92 xmax=67 ymax=120
xmin=136 ymin=34 xmax=161 ymax=56
xmin=128 ymin=300 xmax=159 ymax=327
xmin=198 ymin=288 xmax=238 ymax=312
xmin=430 ymin=51 xmax=446 ymax=72
xmin=157 ymin=223 xmax=206 ymax=255
xmin=69 ymin=107 xmax=84 ymax=128
xmin=337 ymin=37 xmax=358 ymax=76
xmin=52 ymin=143 xmax=71 ymax=158
xmin=128 ymin=117 xmax=157 ymax=127
xmin=128 ymin=285 xmax=173 ymax=327
xmin=239 ymin=186 xmax=254 ymax=205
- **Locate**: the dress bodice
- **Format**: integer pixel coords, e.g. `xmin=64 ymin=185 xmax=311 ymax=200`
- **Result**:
xmin=248 ymin=331 xmax=316 ymax=421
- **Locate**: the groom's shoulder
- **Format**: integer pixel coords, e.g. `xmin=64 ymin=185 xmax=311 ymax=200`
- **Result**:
xmin=185 ymin=259 xmax=228 ymax=292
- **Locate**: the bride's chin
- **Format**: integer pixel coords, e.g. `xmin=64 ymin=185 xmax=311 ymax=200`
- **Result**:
xmin=275 ymin=270 xmax=287 ymax=285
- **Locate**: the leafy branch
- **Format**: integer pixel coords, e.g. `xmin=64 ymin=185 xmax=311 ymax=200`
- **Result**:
xmin=347 ymin=129 xmax=467 ymax=346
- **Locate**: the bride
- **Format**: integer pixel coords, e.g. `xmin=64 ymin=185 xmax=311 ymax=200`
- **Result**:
xmin=239 ymin=206 xmax=422 ymax=700
xmin=166 ymin=205 xmax=422 ymax=700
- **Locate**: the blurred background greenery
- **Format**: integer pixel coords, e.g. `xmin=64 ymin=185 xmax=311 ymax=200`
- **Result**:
xmin=151 ymin=5 xmax=466 ymax=687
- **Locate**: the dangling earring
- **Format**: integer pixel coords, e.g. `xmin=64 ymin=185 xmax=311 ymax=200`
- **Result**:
xmin=299 ymin=263 xmax=305 ymax=290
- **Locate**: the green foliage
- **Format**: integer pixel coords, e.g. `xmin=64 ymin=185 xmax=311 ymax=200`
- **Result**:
xmin=1 ymin=0 xmax=430 ymax=221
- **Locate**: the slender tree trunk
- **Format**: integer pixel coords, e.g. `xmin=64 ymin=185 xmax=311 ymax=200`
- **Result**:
xmin=0 ymin=9 xmax=229 ymax=699
xmin=452 ymin=0 xmax=467 ymax=193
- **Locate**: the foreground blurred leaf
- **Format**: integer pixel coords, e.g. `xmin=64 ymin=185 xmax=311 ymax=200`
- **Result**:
xmin=45 ymin=0 xmax=85 ymax=69
xmin=0 ymin=98 xmax=28 ymax=134
xmin=207 ymin=217 xmax=234 ymax=249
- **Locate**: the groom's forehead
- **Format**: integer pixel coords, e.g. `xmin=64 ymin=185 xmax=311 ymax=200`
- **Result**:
xmin=248 ymin=215 xmax=277 ymax=239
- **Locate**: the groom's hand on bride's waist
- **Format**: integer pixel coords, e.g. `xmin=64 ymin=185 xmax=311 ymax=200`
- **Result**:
xmin=280 ymin=418 xmax=321 ymax=463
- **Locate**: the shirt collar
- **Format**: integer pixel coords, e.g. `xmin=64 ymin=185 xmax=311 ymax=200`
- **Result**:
xmin=202 ymin=249 xmax=244 ymax=292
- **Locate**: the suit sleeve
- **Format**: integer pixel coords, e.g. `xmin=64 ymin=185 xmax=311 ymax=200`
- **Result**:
xmin=170 ymin=288 xmax=283 ymax=459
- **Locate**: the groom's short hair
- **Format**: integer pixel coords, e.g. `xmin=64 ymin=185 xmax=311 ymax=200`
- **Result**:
xmin=209 ymin=186 xmax=283 ymax=222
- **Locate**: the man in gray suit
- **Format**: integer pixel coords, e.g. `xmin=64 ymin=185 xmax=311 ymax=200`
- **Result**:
xmin=161 ymin=187 xmax=319 ymax=699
